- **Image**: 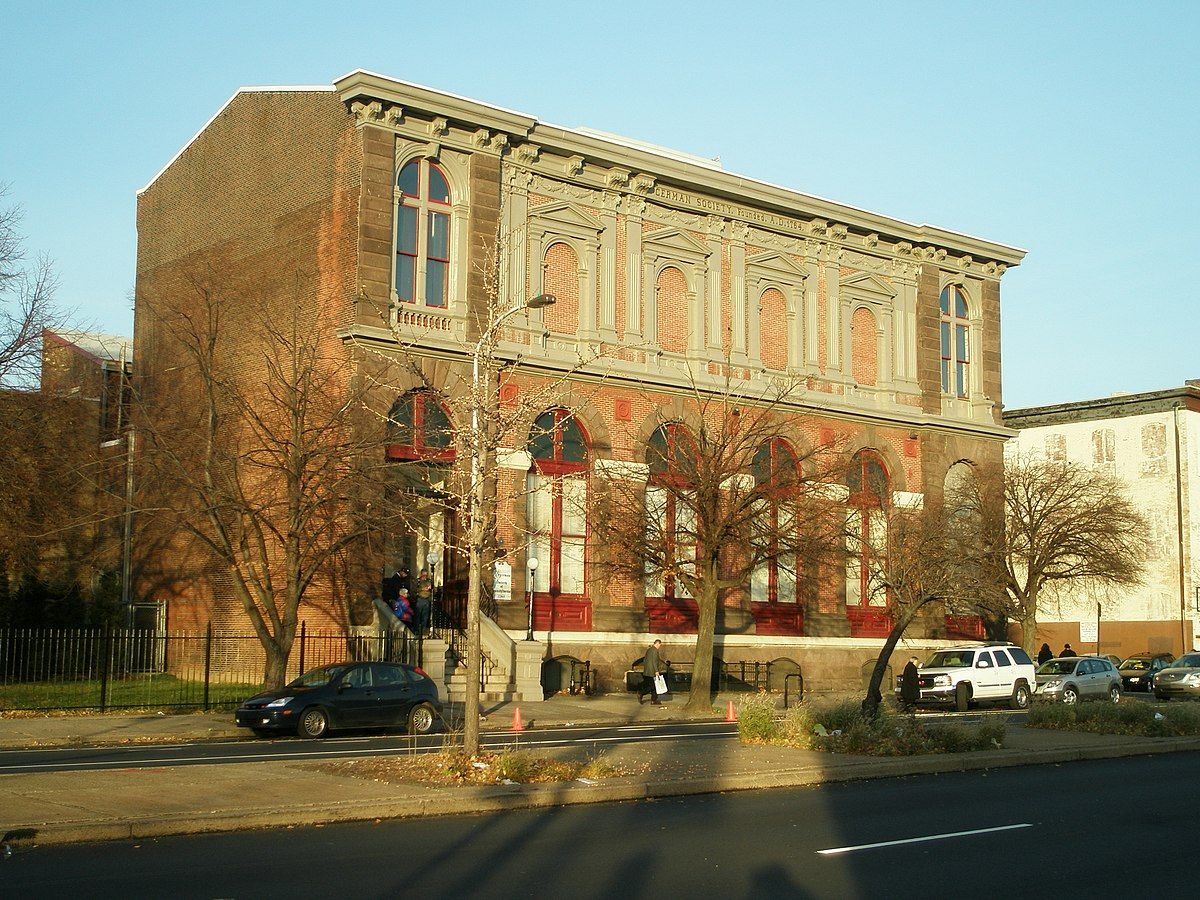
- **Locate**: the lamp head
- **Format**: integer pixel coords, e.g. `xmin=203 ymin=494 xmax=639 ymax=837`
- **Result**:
xmin=528 ymin=293 xmax=556 ymax=310
xmin=527 ymin=557 xmax=539 ymax=572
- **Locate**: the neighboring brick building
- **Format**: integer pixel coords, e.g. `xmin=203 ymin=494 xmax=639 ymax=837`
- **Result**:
xmin=1005 ymin=386 xmax=1200 ymax=659
xmin=133 ymin=71 xmax=1025 ymax=692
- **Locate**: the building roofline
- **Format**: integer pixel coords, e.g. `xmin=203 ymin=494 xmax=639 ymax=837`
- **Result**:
xmin=332 ymin=69 xmax=1025 ymax=266
xmin=1004 ymin=384 xmax=1200 ymax=427
xmin=137 ymin=86 xmax=335 ymax=196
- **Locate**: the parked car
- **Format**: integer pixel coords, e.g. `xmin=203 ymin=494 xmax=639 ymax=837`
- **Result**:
xmin=1117 ymin=653 xmax=1175 ymax=692
xmin=896 ymin=644 xmax=1036 ymax=711
xmin=1035 ymin=655 xmax=1122 ymax=704
xmin=1153 ymin=652 xmax=1200 ymax=701
xmin=235 ymin=661 xmax=442 ymax=738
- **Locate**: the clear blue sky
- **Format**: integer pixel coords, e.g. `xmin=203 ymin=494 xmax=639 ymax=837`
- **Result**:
xmin=2 ymin=1 xmax=1197 ymax=409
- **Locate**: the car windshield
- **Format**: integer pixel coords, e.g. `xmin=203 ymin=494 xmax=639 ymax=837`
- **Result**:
xmin=1170 ymin=654 xmax=1200 ymax=669
xmin=1037 ymin=659 xmax=1079 ymax=675
xmin=288 ymin=665 xmax=348 ymax=688
xmin=925 ymin=650 xmax=974 ymax=668
xmin=1120 ymin=658 xmax=1150 ymax=670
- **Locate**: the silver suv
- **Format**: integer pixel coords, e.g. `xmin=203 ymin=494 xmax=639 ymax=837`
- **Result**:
xmin=898 ymin=644 xmax=1037 ymax=711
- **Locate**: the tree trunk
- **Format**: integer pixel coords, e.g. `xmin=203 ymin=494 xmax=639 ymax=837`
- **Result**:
xmin=262 ymin=641 xmax=289 ymax=689
xmin=463 ymin=526 xmax=483 ymax=757
xmin=685 ymin=570 xmax=720 ymax=715
xmin=1018 ymin=609 xmax=1039 ymax=656
xmin=861 ymin=606 xmax=920 ymax=719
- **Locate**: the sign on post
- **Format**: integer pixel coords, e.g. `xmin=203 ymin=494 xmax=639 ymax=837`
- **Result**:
xmin=1079 ymin=621 xmax=1098 ymax=643
xmin=493 ymin=561 xmax=513 ymax=604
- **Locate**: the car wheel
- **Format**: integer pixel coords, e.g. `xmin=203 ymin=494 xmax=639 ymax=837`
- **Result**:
xmin=1062 ymin=687 xmax=1079 ymax=705
xmin=408 ymin=702 xmax=436 ymax=735
xmin=1010 ymin=683 xmax=1031 ymax=710
xmin=298 ymin=706 xmax=329 ymax=739
xmin=955 ymin=682 xmax=970 ymax=712
xmin=1109 ymin=685 xmax=1121 ymax=704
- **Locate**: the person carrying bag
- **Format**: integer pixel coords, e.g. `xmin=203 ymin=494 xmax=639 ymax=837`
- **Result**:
xmin=642 ymin=639 xmax=668 ymax=705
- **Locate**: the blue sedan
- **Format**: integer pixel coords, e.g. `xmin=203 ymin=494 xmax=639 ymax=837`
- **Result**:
xmin=236 ymin=661 xmax=442 ymax=738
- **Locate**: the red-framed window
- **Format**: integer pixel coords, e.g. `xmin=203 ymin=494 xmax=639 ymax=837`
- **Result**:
xmin=846 ymin=449 xmax=889 ymax=608
xmin=645 ymin=423 xmax=699 ymax=600
xmin=939 ymin=285 xmax=970 ymax=398
xmin=386 ymin=390 xmax=455 ymax=461
xmin=527 ymin=409 xmax=589 ymax=598
xmin=395 ymin=159 xmax=452 ymax=309
xmin=751 ymin=439 xmax=801 ymax=606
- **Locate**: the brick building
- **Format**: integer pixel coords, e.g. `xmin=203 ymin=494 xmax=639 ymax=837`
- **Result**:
xmin=133 ymin=71 xmax=1025 ymax=693
xmin=1005 ymin=386 xmax=1200 ymax=659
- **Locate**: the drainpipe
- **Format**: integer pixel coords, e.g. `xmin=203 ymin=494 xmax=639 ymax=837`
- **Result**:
xmin=1171 ymin=404 xmax=1188 ymax=653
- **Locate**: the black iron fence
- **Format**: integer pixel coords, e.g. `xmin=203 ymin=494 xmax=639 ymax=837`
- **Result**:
xmin=0 ymin=623 xmax=417 ymax=713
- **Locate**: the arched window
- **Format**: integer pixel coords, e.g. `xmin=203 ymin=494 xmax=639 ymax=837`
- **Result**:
xmin=386 ymin=390 xmax=454 ymax=461
xmin=939 ymin=285 xmax=970 ymax=398
xmin=395 ymin=159 xmax=452 ymax=309
xmin=751 ymin=439 xmax=801 ymax=606
xmin=645 ymin=423 xmax=698 ymax=600
xmin=527 ymin=409 xmax=589 ymax=598
xmin=846 ymin=450 xmax=889 ymax=608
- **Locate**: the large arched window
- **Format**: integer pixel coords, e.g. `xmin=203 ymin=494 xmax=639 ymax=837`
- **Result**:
xmin=846 ymin=450 xmax=889 ymax=609
xmin=386 ymin=390 xmax=454 ymax=461
xmin=645 ymin=423 xmax=698 ymax=600
xmin=395 ymin=159 xmax=452 ymax=309
xmin=939 ymin=285 xmax=970 ymax=398
xmin=527 ymin=409 xmax=589 ymax=598
xmin=751 ymin=439 xmax=801 ymax=606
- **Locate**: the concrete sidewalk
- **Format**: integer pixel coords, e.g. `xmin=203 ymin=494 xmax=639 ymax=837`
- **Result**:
xmin=2 ymin=712 xmax=1199 ymax=847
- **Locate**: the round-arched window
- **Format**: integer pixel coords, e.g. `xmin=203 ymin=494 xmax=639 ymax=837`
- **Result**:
xmin=395 ymin=159 xmax=452 ymax=309
xmin=527 ymin=409 xmax=589 ymax=598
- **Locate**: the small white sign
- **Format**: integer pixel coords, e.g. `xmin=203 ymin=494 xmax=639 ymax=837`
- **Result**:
xmin=493 ymin=562 xmax=513 ymax=603
xmin=1079 ymin=621 xmax=1098 ymax=643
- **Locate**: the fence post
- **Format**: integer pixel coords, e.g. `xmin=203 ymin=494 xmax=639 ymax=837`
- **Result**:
xmin=202 ymin=623 xmax=213 ymax=711
xmin=298 ymin=621 xmax=307 ymax=676
xmin=99 ymin=625 xmax=112 ymax=712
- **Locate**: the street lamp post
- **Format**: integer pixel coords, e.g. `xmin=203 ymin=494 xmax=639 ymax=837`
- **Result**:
xmin=525 ymin=556 xmax=539 ymax=641
xmin=462 ymin=293 xmax=555 ymax=757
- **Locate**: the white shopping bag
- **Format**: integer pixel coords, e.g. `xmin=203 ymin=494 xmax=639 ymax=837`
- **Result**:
xmin=653 ymin=673 xmax=667 ymax=694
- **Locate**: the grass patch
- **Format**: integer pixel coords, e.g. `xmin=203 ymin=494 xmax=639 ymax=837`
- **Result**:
xmin=321 ymin=750 xmax=635 ymax=786
xmin=0 ymin=675 xmax=259 ymax=713
xmin=1027 ymin=700 xmax=1200 ymax=737
xmin=737 ymin=693 xmax=1006 ymax=756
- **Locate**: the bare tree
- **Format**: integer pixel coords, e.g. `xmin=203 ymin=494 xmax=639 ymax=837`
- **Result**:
xmin=954 ymin=454 xmax=1148 ymax=654
xmin=857 ymin=497 xmax=982 ymax=716
xmin=589 ymin=368 xmax=847 ymax=715
xmin=0 ymin=187 xmax=60 ymax=388
xmin=139 ymin=273 xmax=392 ymax=687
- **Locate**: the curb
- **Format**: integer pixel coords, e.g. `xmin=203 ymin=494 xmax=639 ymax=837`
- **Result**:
xmin=6 ymin=735 xmax=1200 ymax=847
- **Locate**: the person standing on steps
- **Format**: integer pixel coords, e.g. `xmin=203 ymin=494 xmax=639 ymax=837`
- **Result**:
xmin=642 ymin=639 xmax=667 ymax=705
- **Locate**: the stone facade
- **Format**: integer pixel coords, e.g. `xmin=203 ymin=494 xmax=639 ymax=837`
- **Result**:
xmin=1006 ymin=387 xmax=1200 ymax=659
xmin=133 ymin=71 xmax=1024 ymax=692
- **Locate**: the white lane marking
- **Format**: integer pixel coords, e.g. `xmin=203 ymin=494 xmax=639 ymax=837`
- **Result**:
xmin=0 ymin=730 xmax=734 ymax=772
xmin=818 ymin=823 xmax=1033 ymax=855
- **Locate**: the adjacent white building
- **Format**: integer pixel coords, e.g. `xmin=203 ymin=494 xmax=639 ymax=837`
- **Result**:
xmin=1005 ymin=385 xmax=1200 ymax=658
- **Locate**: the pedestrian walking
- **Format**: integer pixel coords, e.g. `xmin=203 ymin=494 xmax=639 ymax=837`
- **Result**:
xmin=641 ymin=639 xmax=668 ymax=705
xmin=900 ymin=656 xmax=921 ymax=711
xmin=1060 ymin=642 xmax=1077 ymax=658
xmin=1037 ymin=643 xmax=1054 ymax=665
xmin=415 ymin=569 xmax=432 ymax=636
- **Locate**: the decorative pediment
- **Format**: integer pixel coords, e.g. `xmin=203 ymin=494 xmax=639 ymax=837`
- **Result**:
xmin=841 ymin=271 xmax=896 ymax=303
xmin=746 ymin=250 xmax=808 ymax=281
xmin=642 ymin=226 xmax=712 ymax=259
xmin=529 ymin=200 xmax=604 ymax=237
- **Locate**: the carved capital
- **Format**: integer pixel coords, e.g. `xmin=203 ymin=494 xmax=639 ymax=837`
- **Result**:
xmin=430 ymin=116 xmax=449 ymax=136
xmin=809 ymin=218 xmax=828 ymax=237
xmin=607 ymin=167 xmax=631 ymax=189
xmin=631 ymin=173 xmax=656 ymax=194
xmin=896 ymin=241 xmax=913 ymax=256
xmin=729 ymin=221 xmax=750 ymax=242
xmin=624 ymin=195 xmax=646 ymax=217
xmin=706 ymin=215 xmax=727 ymax=238
xmin=959 ymin=254 xmax=973 ymax=269
xmin=983 ymin=261 xmax=997 ymax=276
xmin=565 ymin=154 xmax=585 ymax=177
xmin=386 ymin=105 xmax=405 ymax=126
xmin=472 ymin=127 xmax=492 ymax=148
xmin=865 ymin=233 xmax=879 ymax=248
xmin=349 ymin=98 xmax=384 ymax=123
xmin=514 ymin=143 xmax=540 ymax=164
xmin=830 ymin=223 xmax=848 ymax=240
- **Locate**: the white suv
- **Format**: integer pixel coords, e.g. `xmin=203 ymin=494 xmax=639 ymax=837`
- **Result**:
xmin=898 ymin=644 xmax=1037 ymax=711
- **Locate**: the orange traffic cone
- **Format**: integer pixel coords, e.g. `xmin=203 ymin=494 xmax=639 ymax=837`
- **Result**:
xmin=726 ymin=700 xmax=737 ymax=723
xmin=512 ymin=707 xmax=525 ymax=732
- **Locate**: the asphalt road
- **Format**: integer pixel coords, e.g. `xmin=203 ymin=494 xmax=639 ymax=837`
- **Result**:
xmin=2 ymin=752 xmax=1194 ymax=897
xmin=0 ymin=720 xmax=742 ymax=774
